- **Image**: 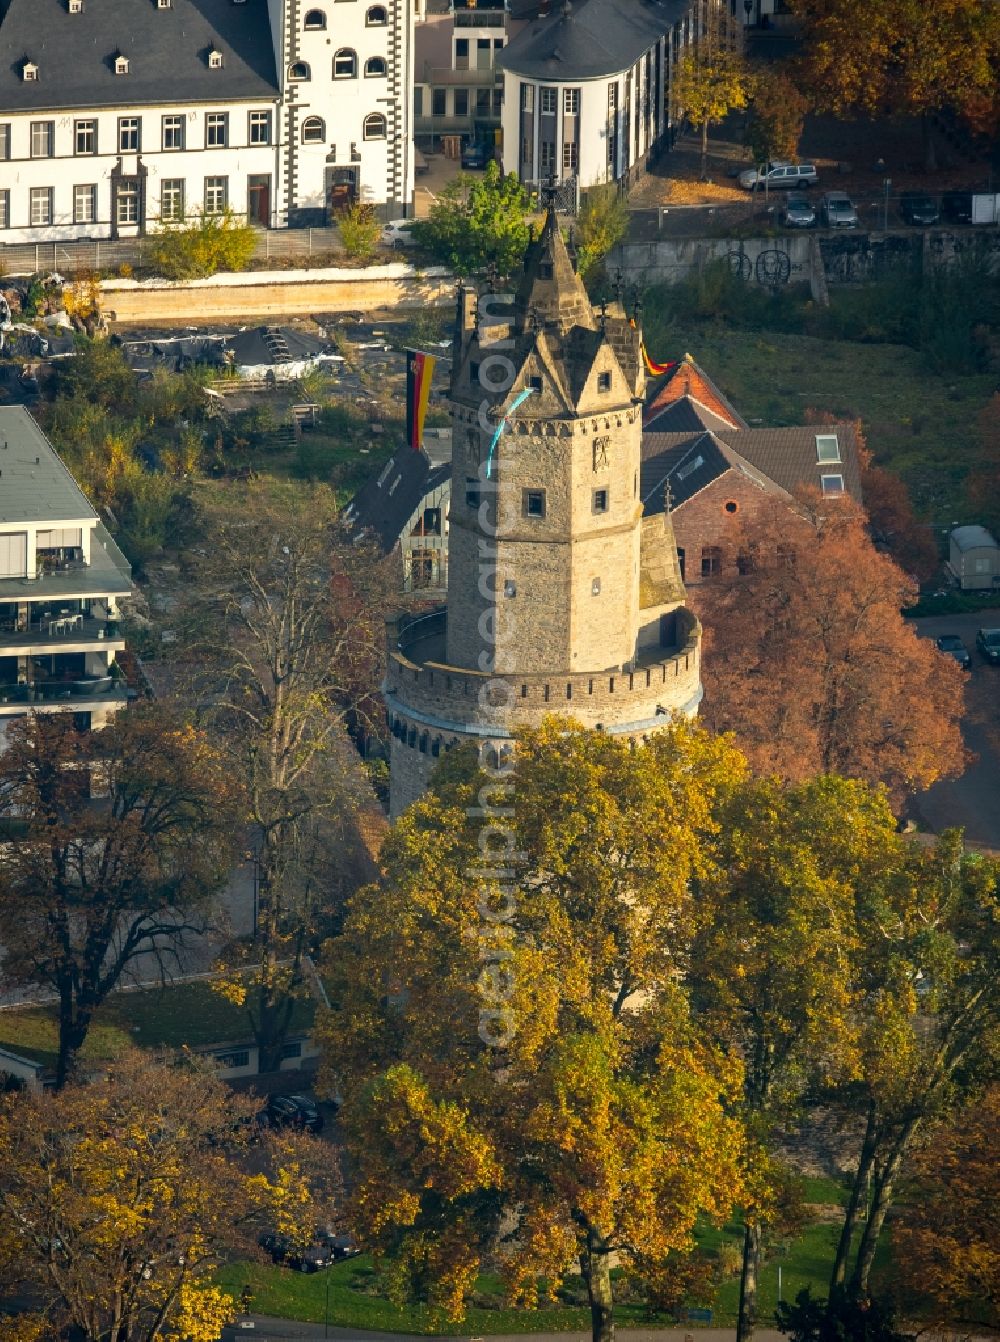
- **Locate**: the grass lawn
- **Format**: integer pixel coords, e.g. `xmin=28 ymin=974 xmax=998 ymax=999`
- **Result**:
xmin=0 ymin=979 xmax=314 ymax=1070
xmin=216 ymin=1179 xmax=856 ymax=1333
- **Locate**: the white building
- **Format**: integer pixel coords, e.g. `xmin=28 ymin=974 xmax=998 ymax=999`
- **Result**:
xmin=0 ymin=407 xmax=133 ymax=740
xmin=0 ymin=0 xmax=414 ymax=245
xmin=413 ymin=0 xmax=513 ymax=148
xmin=497 ymin=0 xmax=692 ymax=191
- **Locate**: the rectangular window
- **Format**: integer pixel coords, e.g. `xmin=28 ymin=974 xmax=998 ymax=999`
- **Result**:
xmin=454 ymin=88 xmax=469 ymax=117
xmin=204 ymin=176 xmax=228 ymax=213
xmin=0 ymin=124 xmax=9 ymax=159
xmin=455 ymin=36 xmax=469 ymax=68
xmin=815 ymin=433 xmax=841 ymax=464
xmin=118 ymin=116 xmax=140 ymax=152
xmin=492 ymin=89 xmax=503 ymax=117
xmin=30 ymin=120 xmax=54 ymax=158
xmin=540 ymin=141 xmax=555 ymax=171
xmin=821 ymin=473 xmax=845 ymax=496
xmin=592 ymin=488 xmax=609 ymax=514
xmin=73 ymin=184 xmax=97 ymax=224
xmin=74 ymin=119 xmax=97 ymax=155
xmin=205 ymin=112 xmax=228 ymax=148
xmin=248 ymin=110 xmax=272 ymax=145
xmin=413 ymin=87 xmax=423 ymax=116
xmin=215 ymin=1050 xmax=250 ymax=1069
xmin=476 ymin=88 xmax=490 ymax=115
xmin=160 ymin=178 xmax=185 ymax=221
xmin=280 ymin=1041 xmax=303 ymax=1060
xmin=0 ymin=190 xmax=9 ymax=229
xmin=466 ymin=480 xmax=481 ymax=510
xmin=521 ymin=83 xmax=534 ymax=111
xmin=562 ymin=141 xmax=578 ymax=170
xmin=162 ymin=114 xmax=184 ymax=151
xmin=608 ymin=82 xmax=618 ymax=112
xmin=432 ymin=87 xmax=446 ymax=116
xmin=564 ymin=88 xmax=580 ymax=114
xmin=701 ymin=545 xmax=722 ymax=578
xmin=30 ymin=187 xmax=53 ymax=226
xmin=540 ymin=86 xmax=557 ymax=114
xmin=597 ymin=371 xmax=611 ymax=392
xmin=116 ymin=182 xmax=139 ymax=225
xmin=524 ymin=489 xmax=546 ymax=518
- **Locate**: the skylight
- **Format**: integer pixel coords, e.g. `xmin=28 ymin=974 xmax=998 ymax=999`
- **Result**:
xmin=815 ymin=433 xmax=841 ymax=464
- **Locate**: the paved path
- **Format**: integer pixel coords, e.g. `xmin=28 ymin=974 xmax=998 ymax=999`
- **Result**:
xmin=222 ymin=1323 xmax=778 ymax=1342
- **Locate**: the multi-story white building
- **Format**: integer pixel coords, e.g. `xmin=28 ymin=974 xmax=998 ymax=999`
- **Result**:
xmin=0 ymin=408 xmax=133 ymax=742
xmin=498 ymin=0 xmax=692 ymax=191
xmin=0 ymin=0 xmax=414 ymax=244
xmin=412 ymin=0 xmax=512 ymax=148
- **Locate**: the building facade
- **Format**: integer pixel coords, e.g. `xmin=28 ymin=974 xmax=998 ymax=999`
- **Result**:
xmin=384 ymin=207 xmax=702 ymax=817
xmin=0 ymin=407 xmax=133 ymax=744
xmin=497 ymin=0 xmax=692 ymax=190
xmin=0 ymin=0 xmax=414 ymax=244
xmin=413 ymin=0 xmax=512 ymax=148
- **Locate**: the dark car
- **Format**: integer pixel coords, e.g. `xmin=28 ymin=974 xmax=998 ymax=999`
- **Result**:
xmin=976 ymin=627 xmax=1000 ymax=664
xmin=264 ymin=1093 xmax=324 ymax=1133
xmin=461 ymin=138 xmax=492 ymax=169
xmin=782 ymin=193 xmax=816 ymax=228
xmin=941 ymin=190 xmax=973 ymax=224
xmin=935 ymin=634 xmax=971 ymax=669
xmin=258 ymin=1231 xmax=336 ymax=1273
xmin=900 ymin=191 xmax=940 ymax=226
xmin=315 ymin=1229 xmax=360 ymax=1261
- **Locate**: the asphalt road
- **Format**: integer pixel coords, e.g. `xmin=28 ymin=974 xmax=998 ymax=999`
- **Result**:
xmin=908 ymin=609 xmax=1000 ymax=850
xmin=221 ymin=1325 xmax=785 ymax=1342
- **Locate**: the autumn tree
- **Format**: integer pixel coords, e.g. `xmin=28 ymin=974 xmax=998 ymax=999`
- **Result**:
xmin=744 ymin=68 xmax=809 ymax=165
xmin=0 ymin=709 xmax=238 ymax=1087
xmin=182 ymin=484 xmax=390 ymax=1072
xmin=828 ymin=832 xmax=1000 ymax=1298
xmin=673 ymin=6 xmax=750 ymax=178
xmin=789 ymin=0 xmax=1000 ymax=170
xmin=861 ymin=463 xmax=939 ymax=584
xmin=575 ymin=185 xmax=630 ymax=283
xmin=890 ymin=1086 xmax=1000 ymax=1328
xmin=695 ymin=491 xmax=965 ymax=805
xmin=0 ymin=1051 xmax=333 ymax=1342
xmin=689 ymin=775 xmax=902 ymax=1342
xmin=317 ymin=722 xmax=749 ymax=1342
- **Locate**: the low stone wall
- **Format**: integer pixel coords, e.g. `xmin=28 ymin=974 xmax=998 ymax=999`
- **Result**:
xmin=100 ymin=262 xmax=453 ymax=324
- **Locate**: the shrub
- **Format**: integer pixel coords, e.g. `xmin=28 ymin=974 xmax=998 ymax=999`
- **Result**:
xmin=337 ymin=201 xmax=382 ymax=262
xmin=576 ymin=184 xmax=629 ymax=283
xmin=147 ymin=210 xmax=257 ymax=280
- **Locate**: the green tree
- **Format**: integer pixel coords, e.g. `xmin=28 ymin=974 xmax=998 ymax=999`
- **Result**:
xmin=147 ymin=209 xmax=257 ymax=280
xmin=744 ymin=68 xmax=809 ymax=165
xmin=337 ymin=200 xmax=383 ymax=261
xmin=410 ymin=162 xmax=530 ymax=276
xmin=673 ymin=13 xmax=751 ymax=178
xmin=0 ymin=710 xmax=239 ymax=1087
xmin=790 ymin=0 xmax=1000 ymax=170
xmin=575 ymin=185 xmax=629 ymax=284
xmin=317 ymin=721 xmax=749 ymax=1342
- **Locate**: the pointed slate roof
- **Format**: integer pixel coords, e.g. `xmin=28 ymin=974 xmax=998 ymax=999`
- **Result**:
xmin=641 ymin=430 xmax=789 ymax=515
xmin=515 ymin=204 xmax=596 ymax=335
xmin=643 ymin=355 xmax=747 ymax=430
xmin=344 ymin=446 xmax=450 ymax=553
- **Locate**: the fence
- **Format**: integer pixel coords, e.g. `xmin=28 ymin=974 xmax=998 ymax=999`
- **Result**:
xmin=0 ymin=227 xmax=344 ymax=278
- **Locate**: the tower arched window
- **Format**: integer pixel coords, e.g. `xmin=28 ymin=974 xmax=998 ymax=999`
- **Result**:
xmin=333 ymin=48 xmax=357 ymax=78
xmin=301 ymin=116 xmax=325 ymax=143
xmin=363 ymin=111 xmax=387 ymax=139
xmin=289 ymin=60 xmax=311 ymax=80
xmin=364 ymin=55 xmax=387 ymax=76
xmin=304 ymin=8 xmax=326 ymax=28
xmin=366 ymin=4 xmax=388 ymax=22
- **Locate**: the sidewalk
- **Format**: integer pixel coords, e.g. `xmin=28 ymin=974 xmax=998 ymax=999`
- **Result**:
xmin=221 ymin=1322 xmax=784 ymax=1342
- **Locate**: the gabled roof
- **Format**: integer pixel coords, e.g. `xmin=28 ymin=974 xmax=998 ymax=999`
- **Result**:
xmin=715 ymin=425 xmax=863 ymax=502
xmin=0 ymin=0 xmax=278 ymax=113
xmin=641 ymin=431 xmax=787 ymax=515
xmin=344 ymin=446 xmax=449 ymax=553
xmin=642 ymin=394 xmax=738 ymax=434
xmin=643 ymin=355 xmax=747 ymax=430
xmin=497 ymin=0 xmax=687 ymax=80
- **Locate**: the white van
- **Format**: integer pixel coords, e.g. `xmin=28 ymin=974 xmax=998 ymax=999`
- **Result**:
xmin=738 ymin=161 xmax=819 ymax=191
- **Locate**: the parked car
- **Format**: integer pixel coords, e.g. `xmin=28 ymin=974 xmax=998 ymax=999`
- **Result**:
xmin=263 ymin=1093 xmax=324 ymax=1133
xmin=941 ymin=190 xmax=973 ymax=224
xmin=821 ymin=192 xmax=859 ymax=228
xmin=782 ymin=193 xmax=817 ymax=228
xmin=315 ymin=1229 xmax=360 ymax=1261
xmin=382 ymin=218 xmax=416 ymax=248
xmin=461 ymin=138 xmax=492 ymax=169
xmin=935 ymin=634 xmax=971 ymax=668
xmin=738 ymin=160 xmax=818 ymax=191
xmin=975 ymin=627 xmax=1000 ymax=664
xmin=900 ymin=191 xmax=940 ymax=226
xmin=258 ymin=1231 xmax=337 ymax=1273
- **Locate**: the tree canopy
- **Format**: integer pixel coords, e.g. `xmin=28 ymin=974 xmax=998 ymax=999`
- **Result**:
xmin=410 ymin=162 xmax=530 ymax=277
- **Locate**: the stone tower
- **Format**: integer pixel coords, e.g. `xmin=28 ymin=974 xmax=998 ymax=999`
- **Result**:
xmin=385 ymin=207 xmax=702 ymax=818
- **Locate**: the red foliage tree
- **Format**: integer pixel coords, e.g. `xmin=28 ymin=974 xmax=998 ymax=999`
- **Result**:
xmin=695 ymin=491 xmax=966 ymax=804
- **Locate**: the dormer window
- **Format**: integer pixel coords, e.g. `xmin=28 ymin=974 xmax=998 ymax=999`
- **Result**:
xmin=539 ymin=261 xmax=553 ymax=279
xmin=22 ymin=60 xmax=39 ymax=81
xmin=157 ymin=0 xmax=172 ymax=8
xmin=114 ymin=53 xmax=130 ymax=75
xmin=68 ymin=0 xmax=84 ymax=12
xmin=208 ymin=48 xmax=224 ymax=68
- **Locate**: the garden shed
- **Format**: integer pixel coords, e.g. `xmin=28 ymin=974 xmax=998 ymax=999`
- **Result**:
xmin=948 ymin=525 xmax=1000 ymax=590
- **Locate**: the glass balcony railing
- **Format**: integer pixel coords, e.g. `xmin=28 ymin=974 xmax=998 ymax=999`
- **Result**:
xmin=0 ymin=678 xmax=127 ymax=705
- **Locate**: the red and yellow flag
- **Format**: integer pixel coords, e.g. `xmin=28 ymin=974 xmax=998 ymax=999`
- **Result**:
xmin=406 ymin=350 xmax=436 ymax=450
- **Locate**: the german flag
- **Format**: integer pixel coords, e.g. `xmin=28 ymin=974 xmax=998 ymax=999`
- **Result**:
xmin=406 ymin=350 xmax=436 ymax=450
xmin=642 ymin=346 xmax=679 ymax=378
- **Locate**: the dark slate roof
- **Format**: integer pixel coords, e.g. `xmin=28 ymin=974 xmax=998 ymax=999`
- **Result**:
xmin=344 ymin=446 xmax=450 ymax=553
xmin=951 ymin=524 xmax=998 ymax=552
xmin=227 ymin=326 xmax=327 ymax=367
xmin=0 ymin=0 xmax=278 ymax=112
xmin=641 ymin=431 xmax=785 ymax=515
xmin=715 ymin=425 xmax=863 ymax=503
xmin=497 ymin=0 xmax=687 ymax=80
xmin=642 ymin=395 xmax=738 ymax=434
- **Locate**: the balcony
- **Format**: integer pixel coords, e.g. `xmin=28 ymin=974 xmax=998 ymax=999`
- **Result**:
xmin=0 ymin=677 xmax=127 ymax=707
xmin=0 ymin=617 xmax=123 ymax=650
xmin=0 ymin=524 xmax=132 ymax=602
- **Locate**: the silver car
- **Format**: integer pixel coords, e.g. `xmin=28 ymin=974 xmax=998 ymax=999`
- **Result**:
xmin=821 ymin=192 xmax=858 ymax=228
xmin=782 ymin=193 xmax=817 ymax=228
